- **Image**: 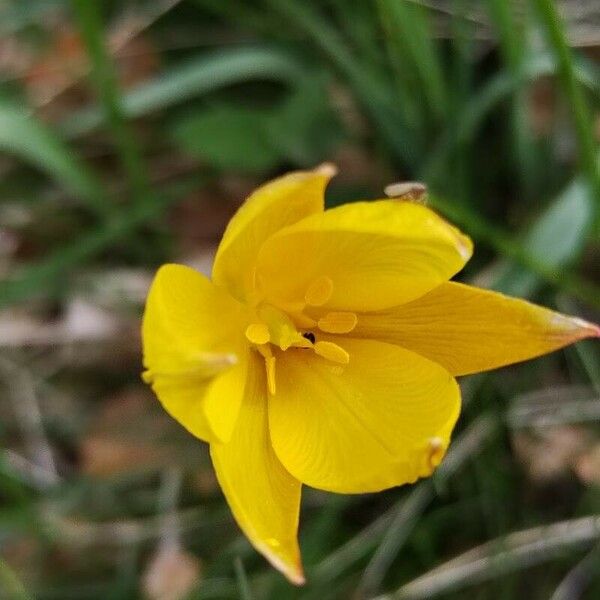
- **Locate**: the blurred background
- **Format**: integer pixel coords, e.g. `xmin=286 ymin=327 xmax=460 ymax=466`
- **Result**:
xmin=1 ymin=1 xmax=600 ymax=599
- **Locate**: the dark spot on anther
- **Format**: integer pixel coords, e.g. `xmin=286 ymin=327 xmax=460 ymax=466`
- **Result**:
xmin=302 ymin=332 xmax=316 ymax=344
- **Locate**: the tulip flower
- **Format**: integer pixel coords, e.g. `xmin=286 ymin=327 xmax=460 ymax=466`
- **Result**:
xmin=142 ymin=165 xmax=599 ymax=584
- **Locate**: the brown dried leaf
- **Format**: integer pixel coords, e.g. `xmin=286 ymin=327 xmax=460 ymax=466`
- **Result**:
xmin=574 ymin=443 xmax=600 ymax=485
xmin=81 ymin=388 xmax=207 ymax=477
xmin=512 ymin=426 xmax=592 ymax=482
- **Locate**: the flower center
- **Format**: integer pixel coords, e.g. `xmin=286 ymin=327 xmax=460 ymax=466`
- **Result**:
xmin=244 ymin=278 xmax=358 ymax=395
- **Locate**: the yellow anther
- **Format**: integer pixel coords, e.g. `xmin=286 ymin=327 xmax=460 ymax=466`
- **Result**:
xmin=314 ymin=341 xmax=349 ymax=364
xmin=245 ymin=323 xmax=270 ymax=345
xmin=318 ymin=311 xmax=358 ymax=334
xmin=265 ymin=355 xmax=277 ymax=395
xmin=305 ymin=276 xmax=333 ymax=307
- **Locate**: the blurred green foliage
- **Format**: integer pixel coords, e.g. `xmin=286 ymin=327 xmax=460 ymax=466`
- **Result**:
xmin=172 ymin=77 xmax=341 ymax=172
xmin=0 ymin=0 xmax=599 ymax=599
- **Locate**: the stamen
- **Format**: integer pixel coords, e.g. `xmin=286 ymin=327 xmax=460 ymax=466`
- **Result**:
xmin=245 ymin=323 xmax=270 ymax=345
xmin=318 ymin=311 xmax=358 ymax=334
xmin=265 ymin=355 xmax=277 ymax=395
xmin=305 ymin=276 xmax=333 ymax=306
xmin=255 ymin=343 xmax=277 ymax=395
xmin=314 ymin=341 xmax=349 ymax=364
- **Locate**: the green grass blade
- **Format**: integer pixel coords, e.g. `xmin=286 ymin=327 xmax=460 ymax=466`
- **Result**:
xmin=0 ymin=103 xmax=109 ymax=218
xmin=532 ymin=0 xmax=600 ymax=224
xmin=486 ymin=0 xmax=537 ymax=197
xmin=0 ymin=557 xmax=33 ymax=600
xmin=375 ymin=0 xmax=423 ymax=136
xmin=425 ymin=53 xmax=600 ymax=185
xmin=549 ymin=543 xmax=600 ymax=600
xmin=0 ymin=177 xmax=202 ymax=308
xmin=263 ymin=0 xmax=418 ymax=167
xmin=233 ymin=557 xmax=253 ymax=600
xmin=427 ymin=192 xmax=600 ymax=309
xmin=0 ymin=200 xmax=166 ymax=307
xmin=309 ymin=415 xmax=497 ymax=589
xmin=492 ymin=177 xmax=594 ymax=297
xmin=377 ymin=0 xmax=448 ymax=122
xmin=0 ymin=0 xmax=62 ymax=35
xmin=358 ymin=485 xmax=434 ymax=598
xmin=192 ymin=0 xmax=282 ymax=33
xmin=446 ymin=0 xmax=476 ymax=205
xmin=329 ymin=0 xmax=382 ymax=68
xmin=70 ymin=0 xmax=150 ymax=204
xmin=62 ymin=47 xmax=309 ymax=137
xmin=356 ymin=415 xmax=497 ymax=598
xmin=573 ymin=340 xmax=600 ymax=395
xmin=379 ymin=515 xmax=600 ymax=599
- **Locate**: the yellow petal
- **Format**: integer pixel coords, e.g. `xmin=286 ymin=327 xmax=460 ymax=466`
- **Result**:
xmin=269 ymin=338 xmax=460 ymax=493
xmin=201 ymin=353 xmax=249 ymax=443
xmin=353 ymin=281 xmax=600 ymax=376
xmin=212 ymin=166 xmax=335 ymax=302
xmin=210 ymin=355 xmax=304 ymax=584
xmin=142 ymin=264 xmax=249 ymax=442
xmin=256 ymin=200 xmax=472 ymax=312
xmin=145 ymin=372 xmax=214 ymax=441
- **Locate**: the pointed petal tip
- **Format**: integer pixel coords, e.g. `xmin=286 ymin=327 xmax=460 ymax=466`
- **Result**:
xmin=291 ymin=572 xmax=306 ymax=586
xmin=285 ymin=565 xmax=306 ymax=586
xmin=576 ymin=318 xmax=600 ymax=338
xmin=314 ymin=162 xmax=338 ymax=178
xmin=455 ymin=232 xmax=473 ymax=261
xmin=257 ymin=542 xmax=305 ymax=585
xmin=554 ymin=313 xmax=600 ymax=341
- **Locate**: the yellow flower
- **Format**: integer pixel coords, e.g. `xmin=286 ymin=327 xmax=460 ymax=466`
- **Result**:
xmin=141 ymin=165 xmax=599 ymax=584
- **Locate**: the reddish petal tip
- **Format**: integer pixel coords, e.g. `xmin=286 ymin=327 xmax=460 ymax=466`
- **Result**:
xmin=571 ymin=317 xmax=600 ymax=339
xmin=289 ymin=571 xmax=306 ymax=586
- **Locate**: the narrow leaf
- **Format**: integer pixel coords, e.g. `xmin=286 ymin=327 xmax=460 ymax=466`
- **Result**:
xmin=0 ymin=103 xmax=108 ymax=217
